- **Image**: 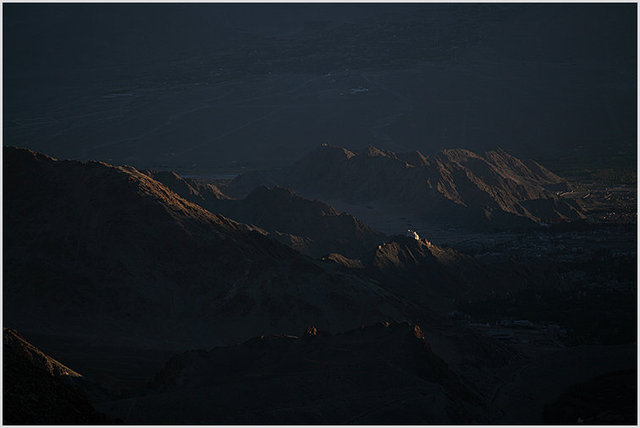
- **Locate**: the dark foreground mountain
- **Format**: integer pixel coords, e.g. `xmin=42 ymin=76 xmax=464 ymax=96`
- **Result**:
xmin=97 ymin=322 xmax=483 ymax=424
xmin=3 ymin=328 xmax=112 ymax=424
xmin=225 ymin=145 xmax=585 ymax=229
xmin=543 ymin=369 xmax=637 ymax=424
xmin=143 ymin=169 xmax=385 ymax=259
xmin=3 ymin=146 xmax=412 ymax=352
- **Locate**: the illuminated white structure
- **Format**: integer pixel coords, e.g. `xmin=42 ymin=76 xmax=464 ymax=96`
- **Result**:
xmin=406 ymin=229 xmax=420 ymax=241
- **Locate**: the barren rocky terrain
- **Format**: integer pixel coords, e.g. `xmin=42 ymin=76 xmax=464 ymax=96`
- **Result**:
xmin=3 ymin=3 xmax=636 ymax=424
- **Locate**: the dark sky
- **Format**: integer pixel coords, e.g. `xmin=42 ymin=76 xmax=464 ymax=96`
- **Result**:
xmin=3 ymin=3 xmax=637 ymax=171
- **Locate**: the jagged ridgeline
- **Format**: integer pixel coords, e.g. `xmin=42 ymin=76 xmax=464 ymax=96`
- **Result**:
xmin=141 ymin=159 xmax=542 ymax=308
xmin=3 ymin=145 xmax=571 ymax=354
xmin=106 ymin=322 xmax=482 ymax=424
xmin=3 ymin=146 xmax=632 ymax=425
xmin=140 ymin=169 xmax=386 ymax=259
xmin=3 ymin=147 xmax=413 ymax=349
xmin=225 ymin=144 xmax=585 ymax=228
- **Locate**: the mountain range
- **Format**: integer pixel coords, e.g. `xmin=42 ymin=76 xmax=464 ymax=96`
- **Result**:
xmin=4 ymin=322 xmax=515 ymax=425
xmin=4 ymin=146 xmax=412 ymax=351
xmin=141 ymin=163 xmax=552 ymax=309
xmin=4 ymin=146 xmax=565 ymax=354
xmin=3 ymin=145 xmax=632 ymax=424
xmin=141 ymin=170 xmax=384 ymax=259
xmin=225 ymin=144 xmax=585 ymax=229
xmin=98 ymin=322 xmax=482 ymax=424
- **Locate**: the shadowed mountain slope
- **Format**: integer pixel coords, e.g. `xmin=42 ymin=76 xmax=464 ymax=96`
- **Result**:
xmin=226 ymin=145 xmax=585 ymax=229
xmin=543 ymin=370 xmax=637 ymax=425
xmin=221 ymin=185 xmax=385 ymax=259
xmin=3 ymin=146 xmax=412 ymax=350
xmin=97 ymin=322 xmax=483 ymax=424
xmin=369 ymin=235 xmax=490 ymax=302
xmin=323 ymin=234 xmax=555 ymax=311
xmin=142 ymin=167 xmax=527 ymax=308
xmin=142 ymin=169 xmax=385 ymax=258
xmin=3 ymin=329 xmax=112 ymax=425
xmin=4 ymin=328 xmax=82 ymax=378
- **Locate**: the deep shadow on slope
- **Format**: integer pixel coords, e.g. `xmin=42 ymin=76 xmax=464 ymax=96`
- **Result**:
xmin=543 ymin=370 xmax=637 ymax=425
xmin=139 ymin=168 xmax=548 ymax=311
xmin=3 ymin=146 xmax=411 ymax=351
xmin=142 ymin=169 xmax=385 ymax=259
xmin=97 ymin=322 xmax=484 ymax=424
xmin=135 ymin=166 xmax=563 ymax=314
xmin=3 ymin=329 xmax=115 ymax=425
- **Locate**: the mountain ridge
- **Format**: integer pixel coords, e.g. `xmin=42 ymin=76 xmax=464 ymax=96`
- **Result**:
xmin=142 ymin=168 xmax=386 ymax=259
xmin=3 ymin=146 xmax=411 ymax=350
xmin=225 ymin=144 xmax=585 ymax=229
xmin=98 ymin=322 xmax=483 ymax=424
xmin=3 ymin=328 xmax=112 ymax=424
